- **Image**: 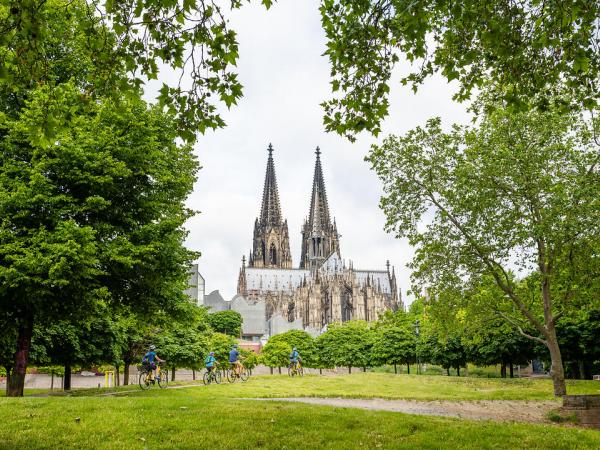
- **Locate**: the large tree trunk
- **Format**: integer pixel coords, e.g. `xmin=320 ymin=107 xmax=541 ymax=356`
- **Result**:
xmin=123 ymin=364 xmax=130 ymax=386
xmin=64 ymin=364 xmax=72 ymax=391
xmin=546 ymin=327 xmax=566 ymax=396
xmin=171 ymin=368 xmax=176 ymax=381
xmin=501 ymin=362 xmax=507 ymax=378
xmin=509 ymin=363 xmax=514 ymax=379
xmin=7 ymin=318 xmax=34 ymax=397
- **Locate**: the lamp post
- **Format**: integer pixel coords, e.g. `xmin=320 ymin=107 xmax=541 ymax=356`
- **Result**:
xmin=414 ymin=319 xmax=420 ymax=375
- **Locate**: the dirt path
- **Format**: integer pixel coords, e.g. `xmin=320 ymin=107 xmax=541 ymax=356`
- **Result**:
xmin=248 ymin=397 xmax=560 ymax=423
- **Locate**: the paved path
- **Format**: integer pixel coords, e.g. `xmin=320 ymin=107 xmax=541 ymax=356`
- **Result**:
xmin=247 ymin=397 xmax=560 ymax=423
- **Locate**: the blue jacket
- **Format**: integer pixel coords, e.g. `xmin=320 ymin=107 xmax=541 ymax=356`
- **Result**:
xmin=205 ymin=355 xmax=216 ymax=368
xmin=142 ymin=351 xmax=156 ymax=364
xmin=229 ymin=349 xmax=239 ymax=363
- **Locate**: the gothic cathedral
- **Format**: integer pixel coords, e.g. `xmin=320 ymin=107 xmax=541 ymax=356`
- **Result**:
xmin=237 ymin=144 xmax=401 ymax=332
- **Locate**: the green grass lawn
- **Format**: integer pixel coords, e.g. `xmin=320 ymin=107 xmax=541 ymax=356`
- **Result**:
xmin=189 ymin=372 xmax=600 ymax=401
xmin=8 ymin=372 xmax=599 ymax=400
xmin=1 ymin=374 xmax=599 ymax=449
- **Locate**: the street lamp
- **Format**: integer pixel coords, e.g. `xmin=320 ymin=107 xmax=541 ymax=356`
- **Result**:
xmin=414 ymin=319 xmax=420 ymax=375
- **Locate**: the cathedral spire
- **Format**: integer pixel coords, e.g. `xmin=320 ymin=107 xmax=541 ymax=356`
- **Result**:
xmin=237 ymin=255 xmax=247 ymax=296
xmin=259 ymin=143 xmax=282 ymax=227
xmin=308 ymin=146 xmax=331 ymax=234
xmin=300 ymin=147 xmax=340 ymax=270
xmin=250 ymin=144 xmax=292 ymax=269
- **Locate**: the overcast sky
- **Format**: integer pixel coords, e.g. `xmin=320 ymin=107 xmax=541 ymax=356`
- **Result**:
xmin=183 ymin=1 xmax=472 ymax=303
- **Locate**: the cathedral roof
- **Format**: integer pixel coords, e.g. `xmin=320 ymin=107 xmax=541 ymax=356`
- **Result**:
xmin=320 ymin=251 xmax=343 ymax=274
xmin=245 ymin=267 xmax=310 ymax=293
xmin=307 ymin=147 xmax=332 ymax=235
xmin=259 ymin=143 xmax=283 ymax=227
xmin=354 ymin=270 xmax=392 ymax=294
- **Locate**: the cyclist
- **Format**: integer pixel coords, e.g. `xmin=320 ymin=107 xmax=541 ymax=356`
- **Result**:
xmin=289 ymin=347 xmax=301 ymax=371
xmin=142 ymin=345 xmax=164 ymax=381
xmin=205 ymin=351 xmax=217 ymax=374
xmin=229 ymin=344 xmax=243 ymax=375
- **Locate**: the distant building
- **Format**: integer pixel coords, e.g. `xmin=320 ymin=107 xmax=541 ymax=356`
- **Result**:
xmin=236 ymin=144 xmax=402 ymax=334
xmin=185 ymin=263 xmax=205 ymax=306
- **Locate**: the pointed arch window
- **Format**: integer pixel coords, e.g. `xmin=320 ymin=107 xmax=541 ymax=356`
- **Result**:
xmin=269 ymin=243 xmax=277 ymax=266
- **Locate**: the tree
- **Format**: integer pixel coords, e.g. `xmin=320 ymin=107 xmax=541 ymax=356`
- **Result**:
xmin=557 ymin=307 xmax=600 ymax=379
xmin=32 ymin=310 xmax=120 ymax=390
xmin=266 ymin=330 xmax=317 ymax=368
xmin=1 ymin=0 xmax=274 ymax=143
xmin=317 ymin=321 xmax=375 ymax=373
xmin=207 ymin=311 xmax=243 ymax=337
xmin=239 ymin=348 xmax=259 ymax=373
xmin=208 ymin=332 xmax=236 ymax=370
xmin=371 ymin=326 xmax=415 ymax=374
xmin=0 ymin=91 xmax=197 ymax=397
xmin=157 ymin=325 xmax=209 ymax=381
xmin=321 ymin=0 xmax=599 ymax=141
xmin=367 ymin=104 xmax=599 ymax=395
xmin=261 ymin=341 xmax=291 ymax=374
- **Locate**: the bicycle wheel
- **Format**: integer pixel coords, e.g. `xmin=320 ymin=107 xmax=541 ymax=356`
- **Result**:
xmin=240 ymin=368 xmax=249 ymax=382
xmin=158 ymin=369 xmax=168 ymax=389
xmin=214 ymin=370 xmax=222 ymax=384
xmin=226 ymin=369 xmax=236 ymax=383
xmin=203 ymin=371 xmax=211 ymax=385
xmin=139 ymin=371 xmax=151 ymax=390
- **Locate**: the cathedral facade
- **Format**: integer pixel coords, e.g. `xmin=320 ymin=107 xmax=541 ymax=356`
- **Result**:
xmin=237 ymin=144 xmax=401 ymax=332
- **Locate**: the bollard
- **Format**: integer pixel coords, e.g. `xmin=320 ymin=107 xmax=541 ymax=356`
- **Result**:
xmin=104 ymin=371 xmax=115 ymax=388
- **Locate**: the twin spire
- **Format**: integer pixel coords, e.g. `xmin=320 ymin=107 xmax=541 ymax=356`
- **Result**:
xmin=308 ymin=147 xmax=332 ymax=236
xmin=253 ymin=143 xmax=339 ymax=270
xmin=259 ymin=143 xmax=282 ymax=227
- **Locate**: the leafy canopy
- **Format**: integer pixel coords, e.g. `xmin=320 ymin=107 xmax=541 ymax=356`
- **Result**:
xmin=321 ymin=0 xmax=600 ymax=140
xmin=0 ymin=0 xmax=273 ymax=142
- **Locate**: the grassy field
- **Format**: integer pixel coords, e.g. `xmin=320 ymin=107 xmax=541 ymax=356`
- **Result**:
xmin=1 ymin=374 xmax=599 ymax=449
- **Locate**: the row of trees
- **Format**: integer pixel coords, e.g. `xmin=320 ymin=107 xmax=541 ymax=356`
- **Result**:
xmin=0 ymin=305 xmax=246 ymax=389
xmin=260 ymin=294 xmax=600 ymax=379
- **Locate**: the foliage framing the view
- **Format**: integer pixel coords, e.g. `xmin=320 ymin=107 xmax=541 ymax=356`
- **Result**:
xmin=320 ymin=0 xmax=600 ymax=140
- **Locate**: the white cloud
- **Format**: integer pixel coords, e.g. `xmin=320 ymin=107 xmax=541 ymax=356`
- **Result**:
xmin=180 ymin=1 xmax=472 ymax=303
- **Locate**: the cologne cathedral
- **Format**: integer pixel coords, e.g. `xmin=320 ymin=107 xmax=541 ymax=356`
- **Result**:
xmin=237 ymin=144 xmax=401 ymax=332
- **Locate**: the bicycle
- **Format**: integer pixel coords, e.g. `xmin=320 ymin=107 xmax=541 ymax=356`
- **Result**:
xmin=139 ymin=361 xmax=169 ymax=390
xmin=288 ymin=361 xmax=303 ymax=377
xmin=226 ymin=361 xmax=249 ymax=383
xmin=203 ymin=367 xmax=222 ymax=385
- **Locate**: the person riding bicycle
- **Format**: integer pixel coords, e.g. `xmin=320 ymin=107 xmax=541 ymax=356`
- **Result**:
xmin=142 ymin=345 xmax=164 ymax=381
xmin=229 ymin=344 xmax=243 ymax=375
xmin=205 ymin=351 xmax=217 ymax=374
xmin=289 ymin=347 xmax=301 ymax=370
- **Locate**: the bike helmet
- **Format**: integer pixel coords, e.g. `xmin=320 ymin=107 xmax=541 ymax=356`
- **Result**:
xmin=233 ymin=344 xmax=238 ymax=348
xmin=209 ymin=351 xmax=215 ymax=356
xmin=293 ymin=347 xmax=297 ymax=351
xmin=149 ymin=345 xmax=156 ymax=351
